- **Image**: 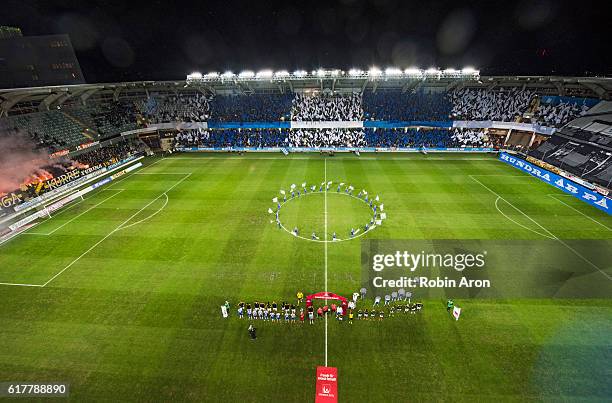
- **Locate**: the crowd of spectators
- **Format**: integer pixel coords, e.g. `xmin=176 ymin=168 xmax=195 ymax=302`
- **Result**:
xmin=450 ymin=128 xmax=488 ymax=147
xmin=363 ymin=90 xmax=452 ymax=121
xmin=74 ymin=140 xmax=138 ymax=168
xmin=532 ymin=99 xmax=591 ymax=127
xmin=1 ymin=88 xmax=601 ymax=158
xmin=0 ymin=139 xmax=140 ymax=207
xmin=210 ymin=94 xmax=292 ymax=122
xmin=175 ymin=129 xmax=289 ymax=148
xmin=139 ymin=93 xmax=210 ymax=123
xmin=291 ymin=94 xmax=362 ymax=121
xmin=364 ymin=128 xmax=462 ymax=148
xmin=288 ymin=129 xmax=366 ymax=147
xmin=174 ymin=127 xmax=498 ymax=149
xmin=449 ymin=88 xmax=535 ymax=122
xmin=90 ymin=101 xmax=139 ymax=136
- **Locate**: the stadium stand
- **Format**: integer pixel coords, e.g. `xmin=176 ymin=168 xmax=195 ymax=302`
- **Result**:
xmin=451 ymin=128 xmax=488 ymax=147
xmin=450 ymin=87 xmax=535 ymax=122
xmin=529 ymin=104 xmax=612 ymax=187
xmin=176 ymin=128 xmax=289 ymax=148
xmin=0 ymin=88 xmax=601 ymax=154
xmin=1 ymin=110 xmax=90 ymax=150
xmin=0 ymin=78 xmax=609 ymax=194
xmin=363 ymin=128 xmax=486 ymax=148
xmin=531 ymin=96 xmax=594 ymax=127
xmin=363 ymin=90 xmax=451 ymax=121
xmin=0 ymin=139 xmax=139 ymax=208
xmin=174 ymin=127 xmax=492 ymax=149
xmin=210 ymin=94 xmax=292 ymax=122
xmin=289 ymin=128 xmax=366 ymax=147
xmin=138 ymin=93 xmax=210 ymax=123
xmin=291 ymin=93 xmax=362 ymax=121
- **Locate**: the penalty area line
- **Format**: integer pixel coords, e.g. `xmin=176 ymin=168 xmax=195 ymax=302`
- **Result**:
xmin=23 ymin=189 xmax=125 ymax=236
xmin=40 ymin=173 xmax=191 ymax=287
xmin=471 ymin=175 xmax=612 ymax=282
xmin=547 ymin=194 xmax=611 ymax=232
xmin=0 ymin=282 xmax=44 ymax=287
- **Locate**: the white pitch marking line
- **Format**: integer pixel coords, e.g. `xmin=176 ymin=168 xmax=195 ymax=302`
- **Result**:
xmin=41 ymin=173 xmax=191 ymax=287
xmin=277 ymin=191 xmax=376 ymax=243
xmin=24 ymin=189 xmax=124 ymax=236
xmin=116 ymin=193 xmax=169 ymax=231
xmin=0 ymin=282 xmax=44 ymax=287
xmin=547 ymin=194 xmax=612 ymax=232
xmin=470 ymin=174 xmax=530 ymax=177
xmin=134 ymin=172 xmax=194 ymax=175
xmin=495 ymin=197 xmax=555 ymax=239
xmin=471 ymin=175 xmax=612 ymax=281
xmin=470 ymin=175 xmax=558 ymax=240
xmin=324 ymin=158 xmax=328 ymax=367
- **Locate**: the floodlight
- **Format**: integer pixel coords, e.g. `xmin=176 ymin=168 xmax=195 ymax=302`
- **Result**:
xmin=368 ymin=67 xmax=382 ymax=76
xmin=204 ymin=72 xmax=219 ymax=78
xmin=238 ymin=71 xmax=255 ymax=78
xmin=274 ymin=70 xmax=290 ymax=77
xmin=256 ymin=70 xmax=273 ymax=78
xmin=348 ymin=68 xmax=363 ymax=76
xmin=404 ymin=68 xmax=422 ymax=75
xmin=316 ymin=69 xmax=326 ymax=77
xmin=187 ymin=72 xmax=202 ymax=79
xmin=385 ymin=67 xmax=403 ymax=76
xmin=293 ymin=70 xmax=307 ymax=77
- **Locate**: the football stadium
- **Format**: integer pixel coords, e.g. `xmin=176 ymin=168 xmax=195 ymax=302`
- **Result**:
xmin=1 ymin=2 xmax=611 ymax=402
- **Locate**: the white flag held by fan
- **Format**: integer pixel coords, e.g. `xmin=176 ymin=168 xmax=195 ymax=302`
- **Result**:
xmin=453 ymin=306 xmax=461 ymax=321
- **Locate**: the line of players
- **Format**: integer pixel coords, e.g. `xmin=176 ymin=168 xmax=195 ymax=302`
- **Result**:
xmin=235 ymin=296 xmax=423 ymax=324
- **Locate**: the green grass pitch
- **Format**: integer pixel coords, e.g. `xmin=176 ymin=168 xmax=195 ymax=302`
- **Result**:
xmin=0 ymin=153 xmax=610 ymax=402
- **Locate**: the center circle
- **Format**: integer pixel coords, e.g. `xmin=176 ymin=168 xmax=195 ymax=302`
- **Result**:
xmin=278 ymin=191 xmax=378 ymax=242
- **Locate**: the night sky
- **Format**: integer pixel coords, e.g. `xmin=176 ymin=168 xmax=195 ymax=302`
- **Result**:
xmin=4 ymin=0 xmax=611 ymax=83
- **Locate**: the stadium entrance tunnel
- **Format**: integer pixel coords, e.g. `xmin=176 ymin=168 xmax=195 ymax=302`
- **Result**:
xmin=276 ymin=189 xmax=379 ymax=242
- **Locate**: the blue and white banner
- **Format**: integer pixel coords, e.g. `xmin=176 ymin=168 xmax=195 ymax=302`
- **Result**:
xmin=453 ymin=120 xmax=556 ymax=136
xmin=363 ymin=120 xmax=453 ymax=128
xmin=290 ymin=121 xmax=363 ymax=129
xmin=129 ymin=119 xmax=554 ymax=133
xmin=499 ymin=152 xmax=610 ymax=214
